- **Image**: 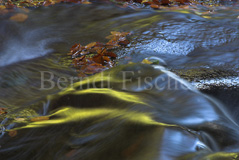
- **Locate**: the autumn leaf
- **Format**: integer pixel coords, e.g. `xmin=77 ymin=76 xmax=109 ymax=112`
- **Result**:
xmin=150 ymin=4 xmax=160 ymax=9
xmin=69 ymin=31 xmax=131 ymax=77
xmin=103 ymin=51 xmax=117 ymax=58
xmin=14 ymin=118 xmax=26 ymax=122
xmin=81 ymin=0 xmax=92 ymax=4
xmin=30 ymin=116 xmax=49 ymax=122
xmin=141 ymin=0 xmax=152 ymax=5
xmin=78 ymin=71 xmax=87 ymax=77
xmin=85 ymin=42 xmax=97 ymax=49
xmin=9 ymin=130 xmax=17 ymax=137
xmin=128 ymin=61 xmax=135 ymax=64
xmin=175 ymin=0 xmax=190 ymax=4
xmin=10 ymin=13 xmax=28 ymax=22
xmin=160 ymin=0 xmax=170 ymax=5
xmin=103 ymin=56 xmax=110 ymax=62
xmin=0 ymin=108 xmax=7 ymax=115
xmin=0 ymin=111 xmax=7 ymax=115
xmin=5 ymin=3 xmax=16 ymax=9
xmin=141 ymin=59 xmax=153 ymax=64
xmin=92 ymin=54 xmax=104 ymax=64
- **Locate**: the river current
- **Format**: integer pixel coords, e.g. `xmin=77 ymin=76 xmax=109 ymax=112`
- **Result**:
xmin=0 ymin=2 xmax=239 ymax=160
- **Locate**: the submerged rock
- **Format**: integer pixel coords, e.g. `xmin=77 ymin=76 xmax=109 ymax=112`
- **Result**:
xmin=0 ymin=64 xmax=238 ymax=160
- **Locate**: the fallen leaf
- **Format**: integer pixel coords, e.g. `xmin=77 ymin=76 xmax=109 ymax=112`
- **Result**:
xmin=81 ymin=1 xmax=92 ymax=4
xmin=160 ymin=0 xmax=170 ymax=5
xmin=0 ymin=111 xmax=7 ymax=115
xmin=69 ymin=31 xmax=130 ymax=77
xmin=175 ymin=0 xmax=190 ymax=4
xmin=103 ymin=56 xmax=110 ymax=62
xmin=128 ymin=61 xmax=135 ymax=64
xmin=0 ymin=108 xmax=7 ymax=115
xmin=78 ymin=71 xmax=87 ymax=77
xmin=5 ymin=3 xmax=16 ymax=9
xmin=150 ymin=4 xmax=160 ymax=9
xmin=85 ymin=42 xmax=97 ymax=49
xmin=9 ymin=130 xmax=17 ymax=137
xmin=14 ymin=118 xmax=26 ymax=122
xmin=141 ymin=59 xmax=153 ymax=64
xmin=142 ymin=0 xmax=152 ymax=5
xmin=10 ymin=13 xmax=28 ymax=22
xmin=104 ymin=51 xmax=117 ymax=58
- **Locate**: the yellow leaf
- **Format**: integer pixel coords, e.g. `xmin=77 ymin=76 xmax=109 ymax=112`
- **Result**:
xmin=128 ymin=61 xmax=135 ymax=64
xmin=14 ymin=118 xmax=26 ymax=122
xmin=141 ymin=59 xmax=153 ymax=64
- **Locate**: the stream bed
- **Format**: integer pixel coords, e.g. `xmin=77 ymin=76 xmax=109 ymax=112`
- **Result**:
xmin=0 ymin=1 xmax=239 ymax=160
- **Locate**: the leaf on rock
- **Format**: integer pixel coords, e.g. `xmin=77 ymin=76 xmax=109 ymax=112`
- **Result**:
xmin=103 ymin=56 xmax=110 ymax=62
xmin=141 ymin=59 xmax=153 ymax=64
xmin=92 ymin=54 xmax=104 ymax=64
xmin=150 ymin=4 xmax=160 ymax=9
xmin=69 ymin=31 xmax=131 ymax=77
xmin=104 ymin=51 xmax=117 ymax=58
xmin=160 ymin=0 xmax=170 ymax=5
xmin=85 ymin=42 xmax=97 ymax=49
xmin=14 ymin=118 xmax=26 ymax=122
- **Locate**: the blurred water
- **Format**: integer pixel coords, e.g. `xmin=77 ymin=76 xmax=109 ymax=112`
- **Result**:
xmin=0 ymin=2 xmax=239 ymax=160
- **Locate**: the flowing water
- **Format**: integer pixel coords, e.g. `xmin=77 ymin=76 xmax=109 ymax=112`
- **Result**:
xmin=0 ymin=2 xmax=239 ymax=160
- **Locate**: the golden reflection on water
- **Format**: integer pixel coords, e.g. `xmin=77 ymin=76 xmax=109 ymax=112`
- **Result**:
xmin=12 ymin=106 xmax=176 ymax=130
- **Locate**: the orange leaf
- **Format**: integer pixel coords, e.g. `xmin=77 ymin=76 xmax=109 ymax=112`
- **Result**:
xmin=0 ymin=108 xmax=7 ymax=115
xmin=104 ymin=52 xmax=117 ymax=58
xmin=142 ymin=1 xmax=152 ymax=5
xmin=80 ymin=50 xmax=90 ymax=55
xmin=5 ymin=3 xmax=16 ymax=9
xmin=160 ymin=0 xmax=170 ymax=5
xmin=92 ymin=54 xmax=104 ymax=64
xmin=85 ymin=42 xmax=97 ymax=49
xmin=71 ymin=44 xmax=82 ymax=55
xmin=103 ymin=56 xmax=110 ymax=62
xmin=10 ymin=13 xmax=28 ymax=22
xmin=78 ymin=72 xmax=87 ymax=77
xmin=0 ymin=111 xmax=7 ymax=115
xmin=9 ymin=130 xmax=17 ymax=137
xmin=30 ymin=116 xmax=49 ymax=122
xmin=81 ymin=1 xmax=92 ymax=4
xmin=150 ymin=3 xmax=160 ymax=9
xmin=175 ymin=0 xmax=190 ymax=4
